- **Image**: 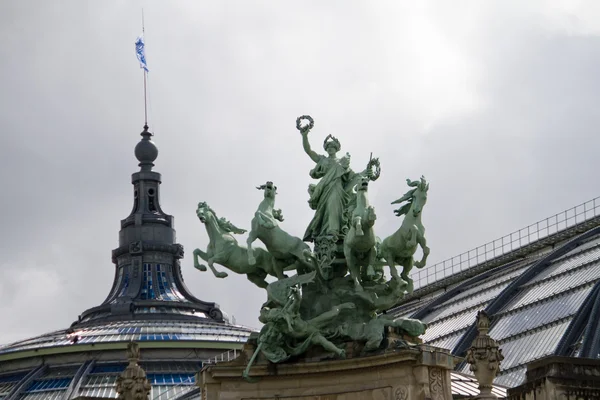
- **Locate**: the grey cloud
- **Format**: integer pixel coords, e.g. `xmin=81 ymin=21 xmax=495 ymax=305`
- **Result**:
xmin=1 ymin=0 xmax=599 ymax=343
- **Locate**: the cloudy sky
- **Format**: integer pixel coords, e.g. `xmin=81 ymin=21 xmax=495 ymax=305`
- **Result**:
xmin=1 ymin=0 xmax=600 ymax=344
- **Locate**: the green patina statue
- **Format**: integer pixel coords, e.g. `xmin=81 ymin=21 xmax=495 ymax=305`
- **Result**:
xmin=247 ymin=181 xmax=314 ymax=275
xmin=298 ymin=115 xmax=380 ymax=242
xmin=343 ymin=176 xmax=378 ymax=292
xmin=194 ymin=116 xmax=430 ymax=379
xmin=379 ymin=176 xmax=430 ymax=294
xmin=193 ymin=202 xmax=278 ymax=289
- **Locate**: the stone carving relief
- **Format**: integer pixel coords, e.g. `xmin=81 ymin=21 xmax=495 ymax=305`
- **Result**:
xmin=394 ymin=385 xmax=408 ymax=400
xmin=429 ymin=368 xmax=444 ymax=400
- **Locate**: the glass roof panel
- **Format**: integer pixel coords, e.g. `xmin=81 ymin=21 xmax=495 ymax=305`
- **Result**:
xmin=450 ymin=372 xmax=508 ymax=398
xmin=142 ymin=362 xmax=201 ymax=373
xmin=530 ymin=244 xmax=600 ymax=284
xmin=494 ymin=366 xmax=527 ymax=388
xmin=552 ymin=237 xmax=600 ymax=263
xmin=389 ymin=291 xmax=444 ymax=319
xmin=78 ymin=374 xmax=118 ymax=398
xmin=18 ymin=391 xmax=66 ymax=400
xmin=147 ymin=373 xmax=195 ymax=385
xmin=427 ymin=330 xmax=465 ymax=351
xmin=421 ymin=309 xmax=479 ymax=342
xmin=506 ymin=263 xmax=600 ymax=311
xmin=445 ymin=261 xmax=533 ymax=306
xmin=0 ymin=382 xmax=19 ymax=396
xmin=425 ymin=285 xmax=505 ymax=323
xmin=0 ymin=372 xmax=29 ymax=384
xmin=491 ymin=286 xmax=592 ymax=339
xmin=498 ymin=320 xmax=570 ymax=370
xmin=152 ymin=385 xmax=195 ymax=400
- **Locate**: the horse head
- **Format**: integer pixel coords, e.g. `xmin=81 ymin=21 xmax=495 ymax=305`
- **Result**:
xmin=257 ymin=181 xmax=277 ymax=200
xmin=354 ymin=175 xmax=370 ymax=193
xmin=392 ymin=176 xmax=429 ymax=218
xmin=196 ymin=201 xmax=215 ymax=224
xmin=197 ymin=202 xmax=246 ymax=235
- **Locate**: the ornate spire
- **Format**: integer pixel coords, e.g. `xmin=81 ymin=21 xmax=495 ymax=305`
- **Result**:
xmin=116 ymin=342 xmax=151 ymax=400
xmin=466 ymin=310 xmax=504 ymax=399
xmin=72 ymin=124 xmax=223 ymax=327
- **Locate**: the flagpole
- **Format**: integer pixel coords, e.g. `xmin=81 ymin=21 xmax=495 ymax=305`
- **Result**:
xmin=143 ymin=70 xmax=148 ymax=126
xmin=142 ymin=9 xmax=148 ymax=126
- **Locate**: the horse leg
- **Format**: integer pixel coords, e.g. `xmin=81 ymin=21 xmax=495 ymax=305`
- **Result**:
xmin=365 ymin=247 xmax=377 ymax=280
xmin=354 ymin=216 xmax=364 ymax=236
xmin=414 ymin=233 xmax=430 ymax=269
xmin=291 ymin=243 xmax=315 ymax=272
xmin=247 ymin=272 xmax=268 ymax=289
xmin=207 ymin=254 xmax=229 ymax=279
xmin=246 ymin=221 xmax=259 ymax=265
xmin=401 ymin=258 xmax=415 ymax=294
xmin=193 ymin=248 xmax=208 ymax=271
xmin=271 ymin=258 xmax=287 ymax=280
xmin=382 ymin=249 xmax=400 ymax=282
xmin=344 ymin=246 xmax=363 ymax=291
xmin=283 ymin=260 xmax=301 ymax=272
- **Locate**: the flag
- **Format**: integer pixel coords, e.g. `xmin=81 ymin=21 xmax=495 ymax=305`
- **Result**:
xmin=135 ymin=35 xmax=149 ymax=72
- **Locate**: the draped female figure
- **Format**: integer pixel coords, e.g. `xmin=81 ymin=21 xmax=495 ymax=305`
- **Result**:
xmin=301 ymin=130 xmax=374 ymax=241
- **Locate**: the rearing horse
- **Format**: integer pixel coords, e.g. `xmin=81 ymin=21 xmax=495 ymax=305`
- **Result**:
xmin=343 ymin=177 xmax=377 ymax=291
xmin=193 ymin=202 xmax=277 ymax=289
xmin=247 ymin=182 xmax=313 ymax=276
xmin=379 ymin=176 xmax=430 ymax=294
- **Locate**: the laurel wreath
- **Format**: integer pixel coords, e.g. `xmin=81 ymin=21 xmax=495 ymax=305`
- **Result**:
xmin=367 ymin=157 xmax=381 ymax=181
xmin=296 ymin=115 xmax=314 ymax=133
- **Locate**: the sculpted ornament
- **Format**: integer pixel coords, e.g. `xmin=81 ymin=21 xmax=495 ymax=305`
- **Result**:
xmin=466 ymin=310 xmax=504 ymax=399
xmin=379 ymin=176 xmax=430 ymax=294
xmin=116 ymin=342 xmax=151 ymax=400
xmin=193 ymin=116 xmax=431 ymax=374
xmin=193 ymin=202 xmax=278 ymax=288
xmin=247 ymin=181 xmax=314 ymax=275
xmin=394 ymin=386 xmax=408 ymax=400
xmin=344 ymin=176 xmax=378 ymax=291
xmin=297 ymin=115 xmax=380 ymax=242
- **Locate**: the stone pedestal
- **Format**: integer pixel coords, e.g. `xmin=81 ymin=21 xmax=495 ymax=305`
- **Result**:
xmin=198 ymin=343 xmax=458 ymax=400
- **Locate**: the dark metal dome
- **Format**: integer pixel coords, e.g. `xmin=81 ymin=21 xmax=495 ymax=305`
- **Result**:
xmin=0 ymin=124 xmax=254 ymax=400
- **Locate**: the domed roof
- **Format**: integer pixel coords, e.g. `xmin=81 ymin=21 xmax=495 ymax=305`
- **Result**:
xmin=0 ymin=319 xmax=252 ymax=358
xmin=0 ymin=124 xmax=254 ymax=400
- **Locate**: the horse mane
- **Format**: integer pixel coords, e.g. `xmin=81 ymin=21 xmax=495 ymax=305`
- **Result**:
xmin=393 ymin=197 xmax=414 ymax=217
xmin=393 ymin=177 xmax=429 ymax=217
xmin=217 ymin=217 xmax=247 ymax=234
xmin=198 ymin=202 xmax=246 ymax=234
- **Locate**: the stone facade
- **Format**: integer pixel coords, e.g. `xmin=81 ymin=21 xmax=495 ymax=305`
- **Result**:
xmin=198 ymin=343 xmax=458 ymax=400
xmin=507 ymin=356 xmax=600 ymax=399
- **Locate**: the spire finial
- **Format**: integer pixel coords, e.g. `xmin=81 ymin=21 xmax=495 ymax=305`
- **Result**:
xmin=134 ymin=124 xmax=158 ymax=171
